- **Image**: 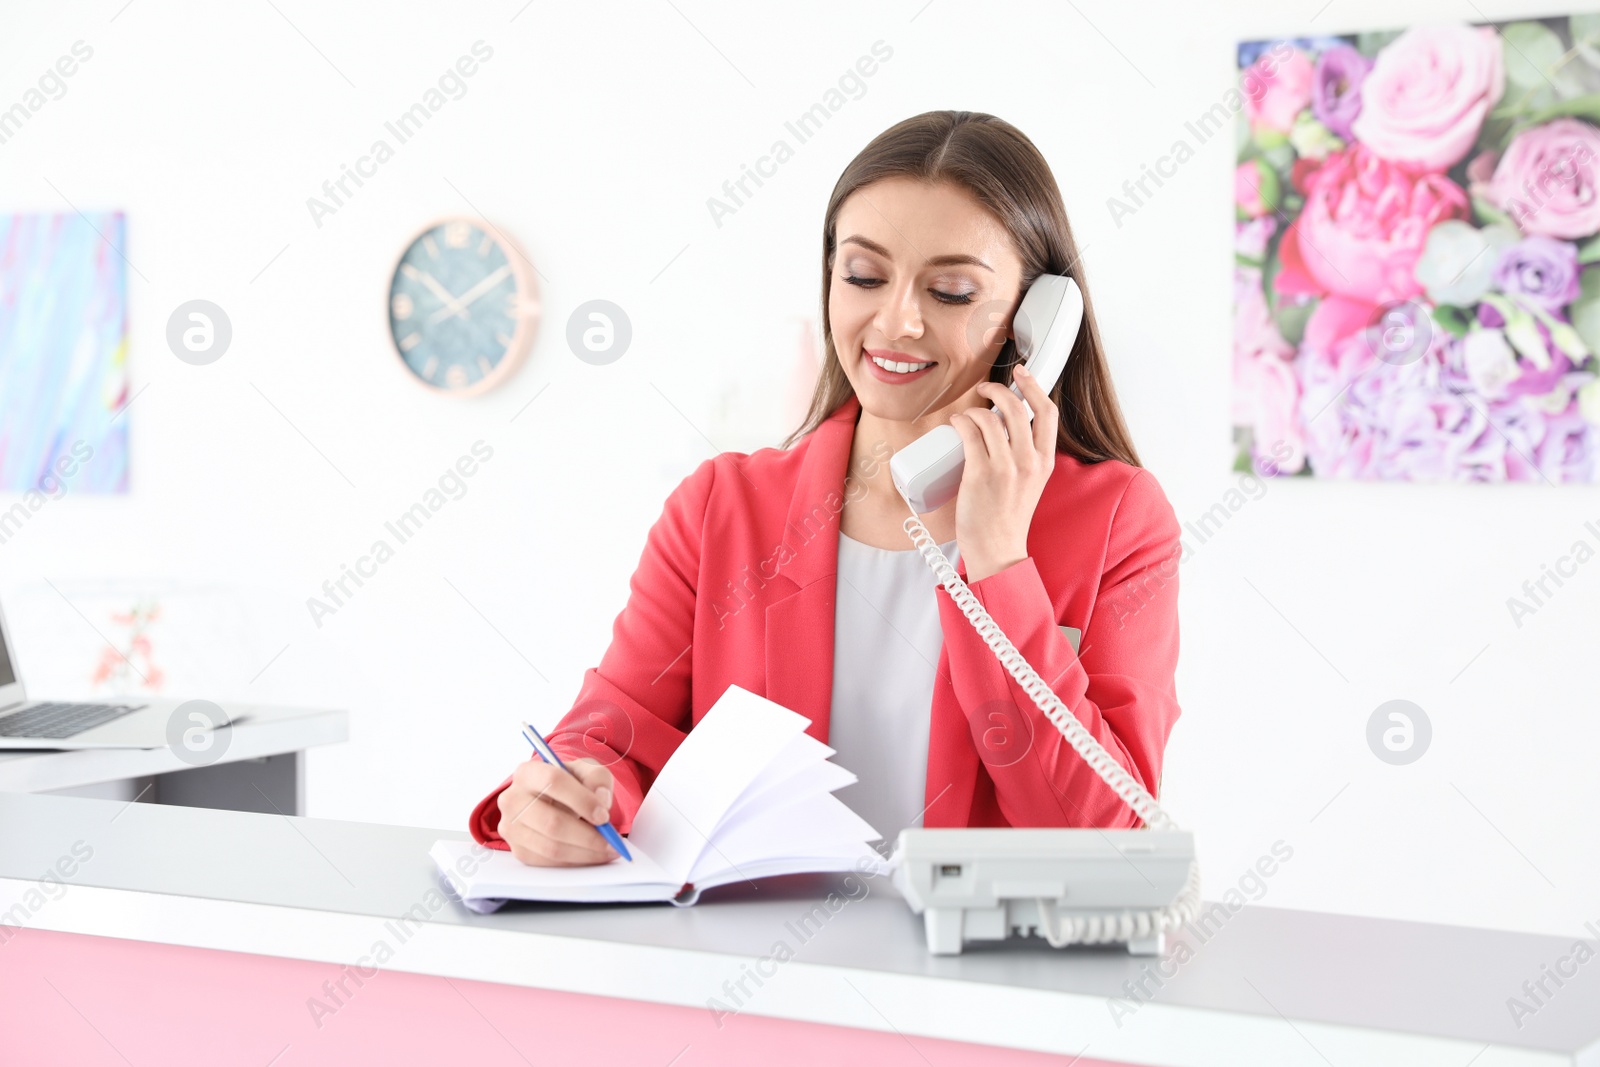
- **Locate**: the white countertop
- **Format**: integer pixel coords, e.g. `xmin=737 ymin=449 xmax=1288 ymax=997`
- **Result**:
xmin=1 ymin=791 xmax=1596 ymax=1066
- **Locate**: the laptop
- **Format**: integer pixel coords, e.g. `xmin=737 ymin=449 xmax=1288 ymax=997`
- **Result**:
xmin=0 ymin=597 xmax=253 ymax=750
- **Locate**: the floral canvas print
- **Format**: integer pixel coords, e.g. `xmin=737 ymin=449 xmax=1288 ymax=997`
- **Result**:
xmin=1234 ymin=18 xmax=1600 ymax=481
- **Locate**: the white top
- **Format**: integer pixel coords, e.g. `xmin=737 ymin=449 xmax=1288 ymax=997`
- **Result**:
xmin=828 ymin=529 xmax=959 ymax=846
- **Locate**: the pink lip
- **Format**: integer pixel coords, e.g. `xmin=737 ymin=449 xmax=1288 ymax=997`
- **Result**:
xmin=862 ymin=347 xmax=936 ymax=384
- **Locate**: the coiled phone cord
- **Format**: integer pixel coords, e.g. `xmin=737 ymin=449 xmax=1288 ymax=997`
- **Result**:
xmin=902 ymin=508 xmax=1202 ymax=948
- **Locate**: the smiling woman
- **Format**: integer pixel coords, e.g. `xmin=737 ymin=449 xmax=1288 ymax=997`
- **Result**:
xmin=469 ymin=111 xmax=1184 ymax=867
xmin=787 ymin=114 xmax=1137 ymax=467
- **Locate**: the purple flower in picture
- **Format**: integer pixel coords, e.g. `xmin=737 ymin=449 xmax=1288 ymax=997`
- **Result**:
xmin=1482 ymin=395 xmax=1599 ymax=483
xmin=1534 ymin=397 xmax=1599 ymax=482
xmin=1292 ymin=323 xmax=1597 ymax=482
xmin=1312 ymin=45 xmax=1372 ymax=141
xmin=1294 ymin=320 xmax=1479 ymax=480
xmin=1492 ymin=236 xmax=1581 ymax=311
xmin=1500 ymin=318 xmax=1575 ymax=398
xmin=1349 ymin=360 xmax=1500 ymax=480
xmin=1481 ymin=398 xmax=1549 ymax=481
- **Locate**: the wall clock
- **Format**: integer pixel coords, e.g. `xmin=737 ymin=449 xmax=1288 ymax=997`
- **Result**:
xmin=386 ymin=217 xmax=540 ymax=395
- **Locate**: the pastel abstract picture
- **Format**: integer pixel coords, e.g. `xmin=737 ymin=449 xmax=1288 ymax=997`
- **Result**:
xmin=1234 ymin=18 xmax=1600 ymax=482
xmin=0 ymin=210 xmax=130 ymax=494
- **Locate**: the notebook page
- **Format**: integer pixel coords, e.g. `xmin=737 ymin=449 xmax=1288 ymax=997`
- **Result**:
xmin=723 ymin=758 xmax=856 ymax=827
xmin=694 ymin=848 xmax=891 ymax=894
xmin=692 ymin=792 xmax=881 ymax=885
xmin=430 ymin=840 xmax=679 ymax=909
xmin=626 ymin=685 xmax=811 ymax=883
xmin=732 ymin=730 xmax=836 ymax=800
xmin=715 ymin=731 xmax=852 ymax=834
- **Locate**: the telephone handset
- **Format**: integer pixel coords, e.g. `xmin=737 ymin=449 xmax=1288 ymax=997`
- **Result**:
xmin=883 ymin=274 xmax=1201 ymax=956
xmin=888 ymin=274 xmax=1085 ymax=514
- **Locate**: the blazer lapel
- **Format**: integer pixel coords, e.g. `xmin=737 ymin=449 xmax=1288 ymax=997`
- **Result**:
xmin=763 ymin=396 xmax=860 ymax=744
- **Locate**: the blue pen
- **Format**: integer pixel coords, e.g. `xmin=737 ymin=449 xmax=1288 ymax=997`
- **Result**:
xmin=520 ymin=720 xmax=632 ymax=862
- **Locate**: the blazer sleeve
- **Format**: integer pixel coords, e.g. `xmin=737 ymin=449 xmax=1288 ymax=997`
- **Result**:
xmin=469 ymin=457 xmax=717 ymax=848
xmin=933 ymin=466 xmax=1182 ymax=829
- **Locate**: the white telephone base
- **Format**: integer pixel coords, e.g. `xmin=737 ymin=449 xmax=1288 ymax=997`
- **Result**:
xmin=889 ymin=827 xmax=1195 ymax=956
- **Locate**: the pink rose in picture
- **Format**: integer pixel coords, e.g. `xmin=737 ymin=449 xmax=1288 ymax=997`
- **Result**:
xmin=1234 ymin=268 xmax=1305 ymax=471
xmin=1235 ymin=160 xmax=1279 ymax=218
xmin=1302 ymin=293 xmax=1379 ymax=355
xmin=1233 ymin=268 xmax=1294 ymax=411
xmin=1247 ymin=356 xmax=1306 ymax=473
xmin=1275 ymin=142 xmax=1469 ymax=304
xmin=1350 ymin=23 xmax=1504 ymax=171
xmin=1483 ymin=118 xmax=1600 ymax=239
xmin=1244 ymin=46 xmax=1314 ymax=134
xmin=1465 ymin=147 xmax=1499 ymax=198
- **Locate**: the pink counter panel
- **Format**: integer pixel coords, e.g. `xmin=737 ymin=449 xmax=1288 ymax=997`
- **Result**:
xmin=1 ymin=927 xmax=1126 ymax=1067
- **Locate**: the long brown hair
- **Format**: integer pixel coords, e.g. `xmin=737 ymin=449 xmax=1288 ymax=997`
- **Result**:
xmin=782 ymin=110 xmax=1140 ymax=467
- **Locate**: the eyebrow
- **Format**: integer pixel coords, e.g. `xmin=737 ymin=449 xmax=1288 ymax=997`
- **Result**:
xmin=839 ymin=234 xmax=993 ymax=272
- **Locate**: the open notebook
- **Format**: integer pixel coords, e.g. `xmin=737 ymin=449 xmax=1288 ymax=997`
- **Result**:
xmin=432 ymin=685 xmax=887 ymax=913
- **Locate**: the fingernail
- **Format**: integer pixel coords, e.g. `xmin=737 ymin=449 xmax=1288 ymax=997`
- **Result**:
xmin=596 ymin=786 xmax=612 ymax=808
xmin=1016 ymin=364 xmax=1030 ymax=377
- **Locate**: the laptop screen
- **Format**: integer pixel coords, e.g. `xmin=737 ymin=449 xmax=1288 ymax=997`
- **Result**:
xmin=0 ymin=614 xmax=14 ymax=688
xmin=0 ymin=614 xmax=13 ymax=687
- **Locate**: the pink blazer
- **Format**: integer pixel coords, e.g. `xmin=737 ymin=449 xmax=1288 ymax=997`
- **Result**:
xmin=470 ymin=395 xmax=1182 ymax=844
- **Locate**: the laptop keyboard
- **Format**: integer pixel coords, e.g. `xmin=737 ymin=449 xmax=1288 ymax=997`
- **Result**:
xmin=0 ymin=701 xmax=149 ymax=739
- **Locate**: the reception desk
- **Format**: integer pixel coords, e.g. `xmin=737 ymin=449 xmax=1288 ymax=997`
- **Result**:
xmin=2 ymin=791 xmax=1597 ymax=1066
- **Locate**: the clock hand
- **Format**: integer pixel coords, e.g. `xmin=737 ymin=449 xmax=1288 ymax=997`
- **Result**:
xmin=407 ymin=268 xmax=469 ymax=319
xmin=427 ymin=264 xmax=514 ymax=324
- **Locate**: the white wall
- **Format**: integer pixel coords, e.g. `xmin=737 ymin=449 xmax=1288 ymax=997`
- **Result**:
xmin=2 ymin=0 xmax=1595 ymax=942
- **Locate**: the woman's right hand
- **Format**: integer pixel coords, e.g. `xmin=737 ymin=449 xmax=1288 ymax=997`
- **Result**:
xmin=496 ymin=757 xmax=619 ymax=866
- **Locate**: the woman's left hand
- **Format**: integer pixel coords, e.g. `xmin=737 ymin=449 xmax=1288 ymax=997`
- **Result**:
xmin=947 ymin=365 xmax=1058 ymax=582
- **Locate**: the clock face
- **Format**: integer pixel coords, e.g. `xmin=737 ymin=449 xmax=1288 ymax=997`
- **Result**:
xmin=387 ymin=218 xmax=539 ymax=394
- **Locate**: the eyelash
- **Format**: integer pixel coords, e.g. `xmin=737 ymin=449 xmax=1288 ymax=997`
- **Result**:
xmin=843 ymin=274 xmax=974 ymax=305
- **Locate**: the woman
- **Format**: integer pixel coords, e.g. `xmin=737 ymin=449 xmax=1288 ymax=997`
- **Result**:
xmin=469 ymin=110 xmax=1182 ymax=866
